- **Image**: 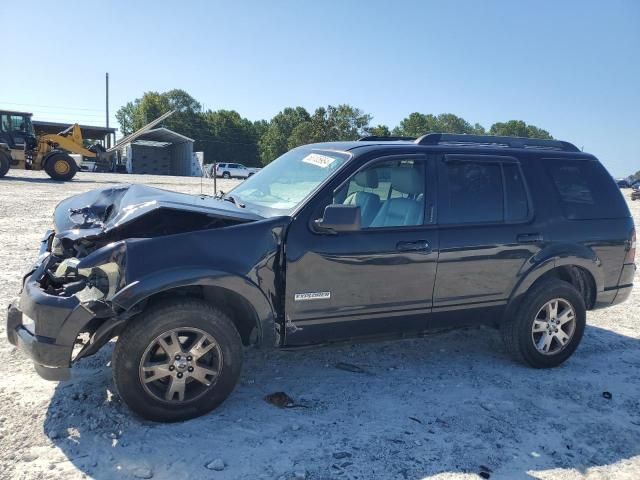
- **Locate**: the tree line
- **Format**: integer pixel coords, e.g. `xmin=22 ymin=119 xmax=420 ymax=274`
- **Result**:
xmin=116 ymin=89 xmax=554 ymax=167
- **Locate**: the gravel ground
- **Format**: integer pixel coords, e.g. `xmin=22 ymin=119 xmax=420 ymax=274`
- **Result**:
xmin=0 ymin=169 xmax=638 ymax=480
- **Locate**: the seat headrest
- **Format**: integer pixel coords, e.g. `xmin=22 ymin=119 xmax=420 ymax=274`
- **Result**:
xmin=354 ymin=169 xmax=379 ymax=189
xmin=391 ymin=168 xmax=422 ymax=195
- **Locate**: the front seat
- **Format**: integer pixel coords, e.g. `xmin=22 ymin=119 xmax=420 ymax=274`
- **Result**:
xmin=344 ymin=169 xmax=380 ymax=227
xmin=370 ymin=168 xmax=424 ymax=227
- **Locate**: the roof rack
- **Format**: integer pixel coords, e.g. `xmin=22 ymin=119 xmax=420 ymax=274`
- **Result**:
xmin=414 ymin=133 xmax=580 ymax=152
xmin=358 ymin=135 xmax=416 ymax=142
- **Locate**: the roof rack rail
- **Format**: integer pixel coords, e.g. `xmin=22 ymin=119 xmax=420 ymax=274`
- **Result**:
xmin=358 ymin=135 xmax=416 ymax=142
xmin=414 ymin=133 xmax=580 ymax=152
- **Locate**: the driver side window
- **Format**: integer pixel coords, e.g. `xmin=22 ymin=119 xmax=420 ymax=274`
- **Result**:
xmin=336 ymin=159 xmax=426 ymax=228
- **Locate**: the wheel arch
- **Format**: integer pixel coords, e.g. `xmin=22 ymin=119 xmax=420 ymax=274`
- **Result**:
xmin=504 ymin=250 xmax=601 ymax=323
xmin=41 ymin=150 xmax=64 ymax=168
xmin=112 ymin=269 xmax=278 ymax=348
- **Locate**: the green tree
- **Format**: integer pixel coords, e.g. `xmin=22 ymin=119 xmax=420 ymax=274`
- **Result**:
xmin=283 ymin=104 xmax=373 ymax=151
xmin=201 ymin=109 xmax=260 ymax=166
xmin=368 ymin=124 xmax=391 ymax=137
xmin=392 ymin=112 xmax=482 ymax=137
xmin=115 ymin=89 xmax=203 ymax=139
xmin=252 ymin=119 xmax=269 ymax=141
xmin=472 ymin=123 xmax=486 ymax=135
xmin=259 ymin=107 xmax=311 ymax=164
xmin=115 ymin=101 xmax=140 ymax=136
xmin=392 ymin=112 xmax=435 ymax=137
xmin=489 ymin=120 xmax=553 ymax=139
xmin=321 ymin=104 xmax=372 ymax=141
xmin=287 ymin=121 xmax=317 ymax=149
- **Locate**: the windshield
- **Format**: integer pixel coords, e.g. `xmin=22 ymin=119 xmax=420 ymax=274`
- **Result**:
xmin=228 ymin=148 xmax=350 ymax=217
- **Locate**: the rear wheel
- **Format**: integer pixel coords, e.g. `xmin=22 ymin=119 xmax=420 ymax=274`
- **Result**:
xmin=0 ymin=150 xmax=10 ymax=178
xmin=44 ymin=152 xmax=77 ymax=181
xmin=112 ymin=299 xmax=243 ymax=422
xmin=222 ymin=171 xmax=231 ymax=179
xmin=501 ymin=279 xmax=586 ymax=368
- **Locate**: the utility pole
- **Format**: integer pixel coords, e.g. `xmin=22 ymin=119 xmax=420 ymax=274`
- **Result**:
xmin=105 ymin=72 xmax=110 ymax=148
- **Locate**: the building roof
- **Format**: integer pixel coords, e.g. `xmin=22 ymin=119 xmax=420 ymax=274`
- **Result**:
xmin=0 ymin=109 xmax=33 ymax=116
xmin=32 ymin=120 xmax=116 ymax=140
xmin=133 ymin=127 xmax=194 ymax=145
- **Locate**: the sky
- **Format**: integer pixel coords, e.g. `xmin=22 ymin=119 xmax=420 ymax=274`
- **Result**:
xmin=2 ymin=0 xmax=638 ymax=177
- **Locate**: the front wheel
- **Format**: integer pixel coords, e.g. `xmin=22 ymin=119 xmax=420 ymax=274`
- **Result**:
xmin=44 ymin=152 xmax=77 ymax=181
xmin=501 ymin=279 xmax=586 ymax=368
xmin=112 ymin=299 xmax=243 ymax=422
xmin=0 ymin=150 xmax=10 ymax=178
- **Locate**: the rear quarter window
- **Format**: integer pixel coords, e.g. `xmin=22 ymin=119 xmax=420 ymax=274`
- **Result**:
xmin=439 ymin=156 xmax=530 ymax=224
xmin=545 ymin=159 xmax=629 ymax=220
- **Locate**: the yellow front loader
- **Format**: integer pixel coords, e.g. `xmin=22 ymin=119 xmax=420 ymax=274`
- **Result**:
xmin=0 ymin=109 xmax=175 ymax=181
xmin=0 ymin=110 xmax=108 ymax=181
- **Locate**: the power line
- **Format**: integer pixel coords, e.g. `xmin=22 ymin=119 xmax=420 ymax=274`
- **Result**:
xmin=0 ymin=100 xmax=104 ymax=112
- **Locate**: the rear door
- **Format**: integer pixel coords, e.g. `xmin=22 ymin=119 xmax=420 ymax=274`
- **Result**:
xmin=284 ymin=153 xmax=439 ymax=345
xmin=431 ymin=153 xmax=543 ymax=327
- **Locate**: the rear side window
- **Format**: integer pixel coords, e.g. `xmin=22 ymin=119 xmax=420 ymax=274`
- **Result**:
xmin=545 ymin=160 xmax=628 ymax=220
xmin=442 ymin=162 xmax=503 ymax=223
xmin=439 ymin=157 xmax=530 ymax=224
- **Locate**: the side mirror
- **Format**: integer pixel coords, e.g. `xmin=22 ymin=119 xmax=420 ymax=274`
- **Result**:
xmin=315 ymin=204 xmax=361 ymax=232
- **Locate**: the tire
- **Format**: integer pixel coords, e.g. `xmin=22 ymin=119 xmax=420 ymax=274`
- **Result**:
xmin=222 ymin=172 xmax=231 ymax=179
xmin=112 ymin=298 xmax=243 ymax=422
xmin=44 ymin=152 xmax=77 ymax=181
xmin=501 ymin=279 xmax=586 ymax=368
xmin=0 ymin=151 xmax=10 ymax=178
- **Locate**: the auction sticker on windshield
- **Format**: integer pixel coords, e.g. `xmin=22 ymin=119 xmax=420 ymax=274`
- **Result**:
xmin=302 ymin=153 xmax=337 ymax=168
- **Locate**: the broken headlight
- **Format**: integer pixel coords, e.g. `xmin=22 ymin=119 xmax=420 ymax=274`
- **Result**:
xmin=69 ymin=241 xmax=127 ymax=303
xmin=76 ymin=262 xmax=122 ymax=302
xmin=89 ymin=262 xmax=121 ymax=299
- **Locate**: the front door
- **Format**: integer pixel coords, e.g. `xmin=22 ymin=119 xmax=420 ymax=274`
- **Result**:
xmin=283 ymin=154 xmax=439 ymax=345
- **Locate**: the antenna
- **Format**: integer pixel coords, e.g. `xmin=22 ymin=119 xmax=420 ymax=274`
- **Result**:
xmin=105 ymin=72 xmax=110 ymax=148
xmin=213 ymin=161 xmax=217 ymax=197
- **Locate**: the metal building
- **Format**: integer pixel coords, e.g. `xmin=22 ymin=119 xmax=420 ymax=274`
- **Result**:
xmin=32 ymin=120 xmax=116 ymax=146
xmin=119 ymin=128 xmax=195 ymax=176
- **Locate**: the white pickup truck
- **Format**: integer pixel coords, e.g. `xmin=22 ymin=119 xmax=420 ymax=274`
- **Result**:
xmin=215 ymin=163 xmax=260 ymax=179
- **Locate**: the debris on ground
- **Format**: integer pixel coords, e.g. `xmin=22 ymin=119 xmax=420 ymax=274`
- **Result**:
xmin=205 ymin=458 xmax=225 ymax=471
xmin=335 ymin=362 xmax=368 ymax=374
xmin=132 ymin=467 xmax=154 ymax=479
xmin=332 ymin=452 xmax=352 ymax=460
xmin=264 ymin=391 xmax=295 ymax=408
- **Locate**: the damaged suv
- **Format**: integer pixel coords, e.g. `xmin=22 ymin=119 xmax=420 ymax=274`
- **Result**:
xmin=7 ymin=134 xmax=636 ymax=422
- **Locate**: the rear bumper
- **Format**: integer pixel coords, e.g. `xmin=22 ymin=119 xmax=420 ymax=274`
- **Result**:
xmin=6 ymin=250 xmax=96 ymax=381
xmin=594 ymin=263 xmax=636 ymax=308
xmin=612 ymin=263 xmax=636 ymax=306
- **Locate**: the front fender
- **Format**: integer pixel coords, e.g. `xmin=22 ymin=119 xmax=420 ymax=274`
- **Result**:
xmin=111 ymin=267 xmax=277 ymax=347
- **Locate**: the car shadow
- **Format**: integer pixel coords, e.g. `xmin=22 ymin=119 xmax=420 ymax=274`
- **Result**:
xmin=43 ymin=324 xmax=640 ymax=479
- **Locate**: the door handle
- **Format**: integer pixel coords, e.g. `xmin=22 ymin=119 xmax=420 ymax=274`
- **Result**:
xmin=396 ymin=240 xmax=431 ymax=252
xmin=517 ymin=233 xmax=544 ymax=243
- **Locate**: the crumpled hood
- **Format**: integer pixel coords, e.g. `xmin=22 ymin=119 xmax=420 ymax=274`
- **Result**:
xmin=54 ymin=184 xmax=262 ymax=240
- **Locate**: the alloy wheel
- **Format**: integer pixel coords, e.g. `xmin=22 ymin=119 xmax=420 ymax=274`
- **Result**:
xmin=531 ymin=298 xmax=577 ymax=355
xmin=139 ymin=328 xmax=223 ymax=403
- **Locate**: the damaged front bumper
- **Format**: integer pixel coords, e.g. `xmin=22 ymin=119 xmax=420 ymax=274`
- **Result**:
xmin=6 ymin=233 xmax=97 ymax=381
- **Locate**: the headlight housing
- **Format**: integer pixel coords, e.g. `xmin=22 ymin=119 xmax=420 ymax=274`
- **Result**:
xmin=71 ymin=241 xmax=127 ymax=303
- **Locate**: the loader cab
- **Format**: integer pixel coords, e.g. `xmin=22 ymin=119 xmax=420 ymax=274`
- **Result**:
xmin=0 ymin=110 xmax=35 ymax=148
